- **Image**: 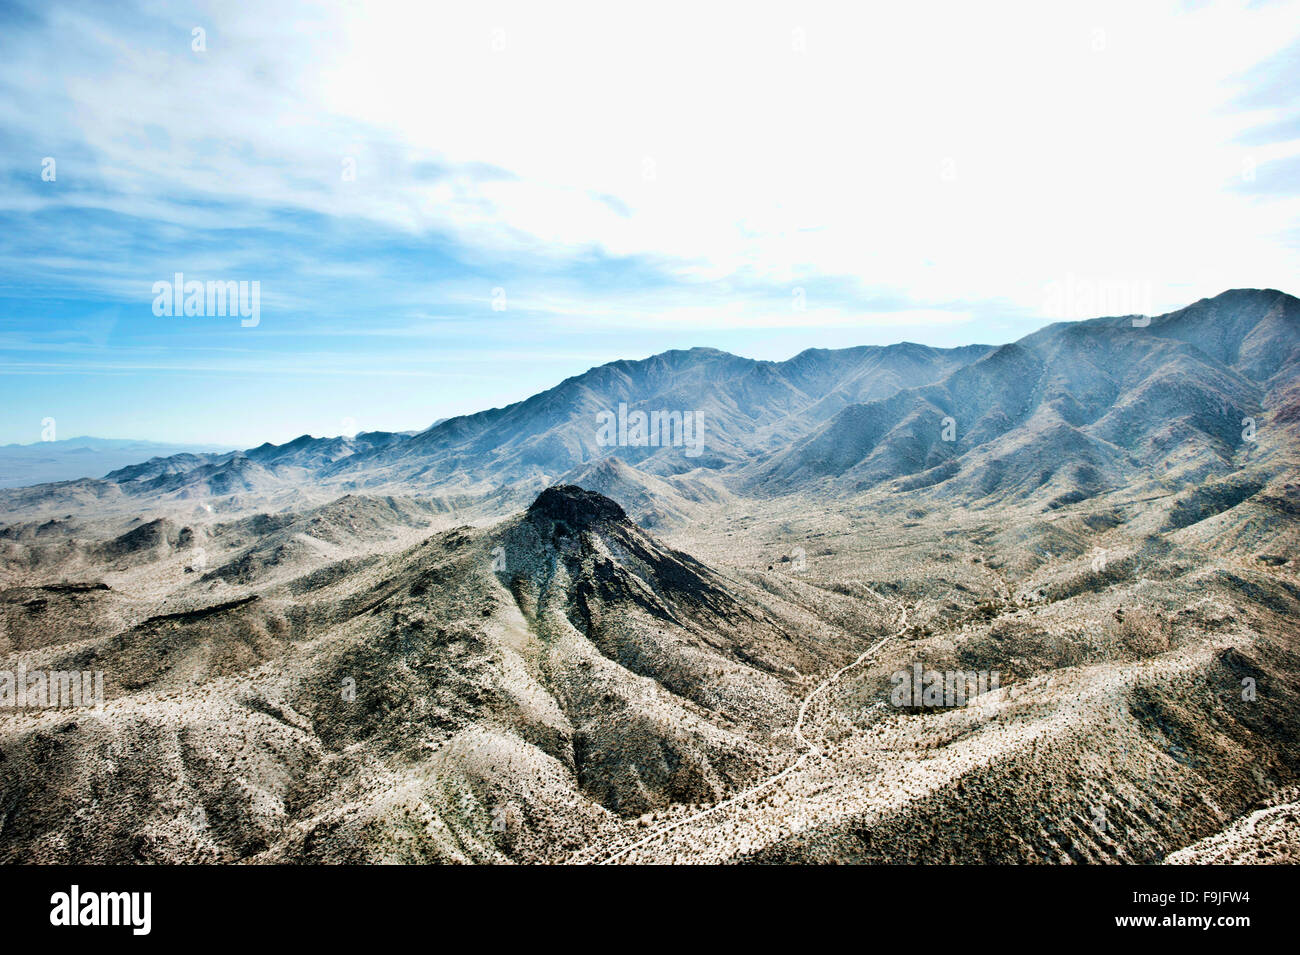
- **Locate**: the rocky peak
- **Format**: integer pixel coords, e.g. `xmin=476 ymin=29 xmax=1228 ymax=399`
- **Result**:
xmin=527 ymin=485 xmax=627 ymax=529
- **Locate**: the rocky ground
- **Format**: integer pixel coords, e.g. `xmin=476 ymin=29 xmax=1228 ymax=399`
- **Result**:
xmin=1 ymin=470 xmax=1297 ymax=864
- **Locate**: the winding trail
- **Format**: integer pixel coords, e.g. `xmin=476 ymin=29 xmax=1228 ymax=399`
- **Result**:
xmin=569 ymin=601 xmax=909 ymax=865
xmin=1245 ymin=799 xmax=1300 ymax=838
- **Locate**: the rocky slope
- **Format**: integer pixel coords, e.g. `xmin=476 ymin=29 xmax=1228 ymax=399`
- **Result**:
xmin=1 ymin=289 xmax=1297 ymax=864
xmin=0 ymin=487 xmax=886 ymax=862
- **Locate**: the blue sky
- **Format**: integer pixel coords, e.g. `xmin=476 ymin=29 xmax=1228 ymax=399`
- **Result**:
xmin=2 ymin=0 xmax=1299 ymax=446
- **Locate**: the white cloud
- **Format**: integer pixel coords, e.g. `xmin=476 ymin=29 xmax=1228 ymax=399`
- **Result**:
xmin=4 ymin=0 xmax=1299 ymax=322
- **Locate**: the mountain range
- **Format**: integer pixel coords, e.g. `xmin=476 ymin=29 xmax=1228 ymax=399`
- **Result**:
xmin=0 ymin=437 xmax=233 ymax=490
xmin=4 ymin=288 xmax=1296 ymax=529
xmin=1 ymin=288 xmax=1298 ymax=864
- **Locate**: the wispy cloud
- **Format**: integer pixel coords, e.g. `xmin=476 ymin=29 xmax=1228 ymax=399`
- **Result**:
xmin=1 ymin=0 xmax=1298 ymax=444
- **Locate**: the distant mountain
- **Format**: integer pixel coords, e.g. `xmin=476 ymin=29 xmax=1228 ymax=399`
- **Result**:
xmin=0 ymin=342 xmax=992 ymax=512
xmin=0 ymin=437 xmax=233 ymax=489
xmin=748 ymin=288 xmax=1300 ymax=508
xmin=1 ymin=289 xmax=1296 ymax=527
xmin=343 ymin=342 xmax=992 ymax=489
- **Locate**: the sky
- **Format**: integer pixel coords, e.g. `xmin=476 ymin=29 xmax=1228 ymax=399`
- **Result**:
xmin=1 ymin=0 xmax=1298 ymax=447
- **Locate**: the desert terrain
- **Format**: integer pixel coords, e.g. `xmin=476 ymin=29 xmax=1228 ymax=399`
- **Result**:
xmin=1 ymin=289 xmax=1297 ymax=864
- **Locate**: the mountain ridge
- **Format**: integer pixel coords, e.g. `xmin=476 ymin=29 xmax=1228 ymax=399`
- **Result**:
xmin=2 ymin=288 xmax=1296 ymax=528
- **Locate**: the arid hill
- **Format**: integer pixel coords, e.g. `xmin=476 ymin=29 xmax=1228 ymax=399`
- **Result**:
xmin=1 ymin=290 xmax=1297 ymax=863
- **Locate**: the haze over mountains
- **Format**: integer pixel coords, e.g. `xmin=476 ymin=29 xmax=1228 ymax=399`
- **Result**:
xmin=4 ymin=289 xmax=1295 ymax=527
xmin=0 ymin=438 xmax=233 ymax=490
xmin=1 ymin=288 xmax=1298 ymax=864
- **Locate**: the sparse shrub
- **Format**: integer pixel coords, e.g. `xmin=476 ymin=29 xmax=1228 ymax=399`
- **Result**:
xmin=1116 ymin=608 xmax=1170 ymax=657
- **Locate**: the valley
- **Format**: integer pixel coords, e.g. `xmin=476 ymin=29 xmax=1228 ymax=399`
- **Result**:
xmin=1 ymin=289 xmax=1297 ymax=864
